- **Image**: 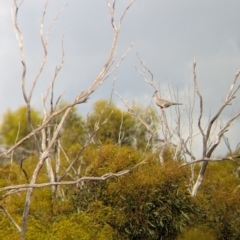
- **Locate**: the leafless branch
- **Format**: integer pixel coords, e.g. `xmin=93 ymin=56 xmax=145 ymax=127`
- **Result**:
xmin=115 ymin=91 xmax=156 ymax=137
xmin=181 ymin=155 xmax=240 ymax=167
xmin=190 ymin=56 xmax=240 ymax=196
xmin=0 ymin=155 xmax=150 ymax=196
xmin=193 ymin=56 xmax=205 ymax=154
xmin=5 ymin=1 xmax=137 ymax=238
xmin=0 ymin=205 xmax=22 ymax=232
xmin=59 ymin=110 xmax=114 ymax=182
xmin=207 ymin=112 xmax=240 ymax=157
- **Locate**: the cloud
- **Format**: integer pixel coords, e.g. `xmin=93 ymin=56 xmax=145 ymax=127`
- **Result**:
xmin=0 ymin=0 xmax=240 ymax=156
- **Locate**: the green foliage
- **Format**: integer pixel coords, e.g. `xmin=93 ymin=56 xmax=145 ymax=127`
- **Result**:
xmin=55 ymin=104 xmax=86 ymax=151
xmin=194 ymin=161 xmax=240 ymax=240
xmin=88 ymin=100 xmax=158 ymax=150
xmin=177 ymin=226 xmax=216 ymax=240
xmin=72 ymin=145 xmax=197 ymax=240
xmin=0 ymin=106 xmax=42 ymax=162
xmin=88 ymin=100 xmax=136 ymax=145
xmin=0 ymin=215 xmax=20 ymax=240
xmin=2 ymin=102 xmax=240 ymax=239
xmin=130 ymin=101 xmax=160 ymax=150
xmin=2 ymin=146 xmax=240 ymax=239
xmin=89 ymin=144 xmax=141 ymax=176
xmin=0 ymin=106 xmax=41 ymax=146
xmin=48 ymin=212 xmax=114 ymax=240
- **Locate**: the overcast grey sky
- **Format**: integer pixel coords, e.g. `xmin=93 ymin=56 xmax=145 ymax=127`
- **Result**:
xmin=0 ymin=0 xmax=240 ymax=157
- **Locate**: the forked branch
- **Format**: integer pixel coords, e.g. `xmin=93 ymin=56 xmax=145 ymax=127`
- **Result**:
xmin=190 ymin=57 xmax=240 ymax=196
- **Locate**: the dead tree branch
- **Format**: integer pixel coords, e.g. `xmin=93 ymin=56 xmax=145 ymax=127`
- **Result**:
xmin=0 ymin=205 xmax=21 ymax=233
xmin=191 ymin=57 xmax=240 ymax=196
xmin=6 ymin=1 xmax=137 ymax=238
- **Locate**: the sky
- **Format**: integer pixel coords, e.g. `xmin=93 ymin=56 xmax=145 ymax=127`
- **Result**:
xmin=0 ymin=0 xmax=240 ymax=158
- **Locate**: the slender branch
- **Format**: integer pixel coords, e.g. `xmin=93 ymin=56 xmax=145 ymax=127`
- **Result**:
xmin=226 ymin=70 xmax=240 ymax=101
xmin=58 ymin=109 xmax=114 ymax=181
xmin=207 ymin=111 xmax=240 ymax=157
xmin=0 ymin=205 xmax=22 ymax=233
xmin=115 ymin=91 xmax=156 ymax=137
xmin=12 ymin=0 xmax=27 ymax=104
xmin=5 ymin=1 xmax=136 ymax=238
xmin=192 ymin=56 xmax=206 ymax=156
xmin=1 ymin=155 xmax=150 ymax=194
xmin=181 ymin=155 xmax=240 ymax=167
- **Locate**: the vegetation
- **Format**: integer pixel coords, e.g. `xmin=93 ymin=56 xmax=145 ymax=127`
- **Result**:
xmin=0 ymin=106 xmax=42 ymax=163
xmin=1 ymin=102 xmax=240 ymax=239
xmin=1 ymin=1 xmax=239 ymax=239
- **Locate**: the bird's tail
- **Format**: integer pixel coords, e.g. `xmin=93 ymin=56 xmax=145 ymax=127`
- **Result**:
xmin=173 ymin=103 xmax=182 ymax=105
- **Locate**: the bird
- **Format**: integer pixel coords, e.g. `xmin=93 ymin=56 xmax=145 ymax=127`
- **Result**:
xmin=153 ymin=91 xmax=182 ymax=110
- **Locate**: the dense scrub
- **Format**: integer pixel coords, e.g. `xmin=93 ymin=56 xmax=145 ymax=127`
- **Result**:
xmin=0 ymin=147 xmax=197 ymax=239
xmin=2 ymin=148 xmax=240 ymax=239
xmin=1 ymin=103 xmax=240 ymax=239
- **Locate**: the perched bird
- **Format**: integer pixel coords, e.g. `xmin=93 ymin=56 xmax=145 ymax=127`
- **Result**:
xmin=153 ymin=91 xmax=182 ymax=110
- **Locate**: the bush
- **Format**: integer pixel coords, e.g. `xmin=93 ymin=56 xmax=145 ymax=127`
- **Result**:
xmin=195 ymin=161 xmax=240 ymax=240
xmin=72 ymin=144 xmax=198 ymax=239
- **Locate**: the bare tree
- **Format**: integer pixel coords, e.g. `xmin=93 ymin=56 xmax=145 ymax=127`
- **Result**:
xmin=133 ymin=55 xmax=240 ymax=196
xmin=187 ymin=57 xmax=240 ymax=196
xmin=0 ymin=0 xmax=136 ymax=239
xmin=1 ymin=2 xmax=240 ymax=238
xmin=132 ymin=56 xmax=183 ymax=164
